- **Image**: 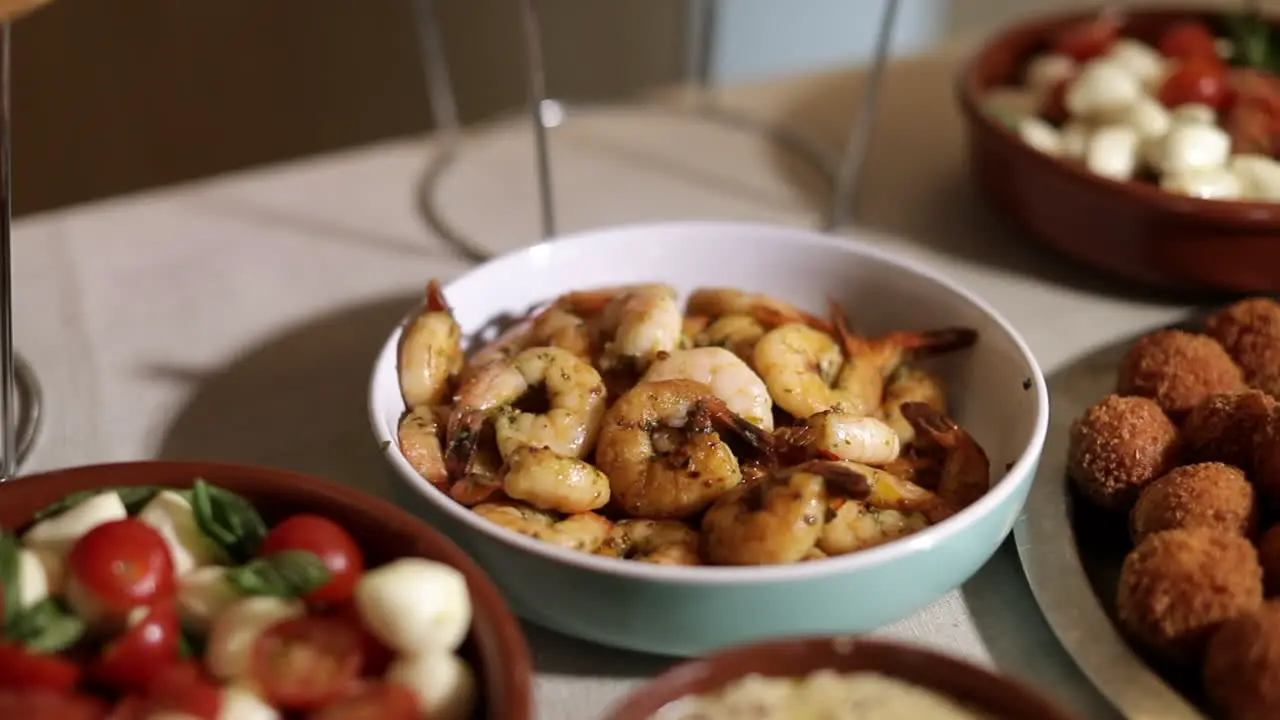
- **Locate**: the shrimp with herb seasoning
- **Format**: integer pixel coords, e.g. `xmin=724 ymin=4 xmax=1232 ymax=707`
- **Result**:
xmin=596 ymin=519 xmax=701 ymax=565
xmin=473 ymin=501 xmax=612 ymax=553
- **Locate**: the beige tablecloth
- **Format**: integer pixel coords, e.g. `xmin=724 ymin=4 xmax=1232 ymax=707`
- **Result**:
xmin=12 ymin=38 xmax=1193 ymax=720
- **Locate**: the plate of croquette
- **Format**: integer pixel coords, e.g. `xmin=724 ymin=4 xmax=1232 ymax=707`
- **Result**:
xmin=1018 ymin=297 xmax=1280 ymax=720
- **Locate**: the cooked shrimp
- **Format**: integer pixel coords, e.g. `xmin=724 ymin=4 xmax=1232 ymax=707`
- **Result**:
xmin=881 ymin=366 xmax=947 ymax=444
xmin=558 ymin=284 xmax=682 ymax=372
xmin=686 ymin=288 xmax=833 ymax=333
xmin=818 ymin=497 xmax=930 ymax=556
xmin=473 ymin=502 xmax=612 ymax=553
xmin=502 ymin=445 xmax=610 ymax=514
xmin=641 ymin=346 xmax=774 ymax=430
xmin=694 ymin=313 xmax=767 ymax=364
xmin=466 ymin=304 xmax=594 ymax=374
xmin=596 ymin=519 xmax=701 ymax=565
xmin=397 ymin=406 xmax=448 ymax=489
xmin=595 ymin=379 xmax=773 ymax=519
xmin=700 ymin=464 xmax=829 ymax=565
xmin=448 ymin=346 xmax=607 ymax=466
xmin=820 ymin=459 xmax=957 ymax=523
xmin=751 ymin=323 xmax=853 ymax=419
xmin=774 ymin=410 xmax=901 ymax=465
xmin=902 ymin=402 xmax=991 ymax=511
xmin=398 ymin=280 xmax=463 ymax=409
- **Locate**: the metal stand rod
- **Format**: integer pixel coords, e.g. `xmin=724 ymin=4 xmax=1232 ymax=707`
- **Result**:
xmin=518 ymin=0 xmax=555 ymax=240
xmin=0 ymin=22 xmax=15 ymax=482
xmin=826 ymin=0 xmax=901 ymax=231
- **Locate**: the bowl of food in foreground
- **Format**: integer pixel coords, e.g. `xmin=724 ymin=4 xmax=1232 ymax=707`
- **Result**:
xmin=369 ymin=221 xmax=1049 ymax=657
xmin=959 ymin=6 xmax=1280 ymax=294
xmin=0 ymin=460 xmax=533 ymax=719
xmin=602 ymin=636 xmax=1079 ymax=720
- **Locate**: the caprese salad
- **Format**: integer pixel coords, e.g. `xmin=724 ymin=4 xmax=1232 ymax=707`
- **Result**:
xmin=0 ymin=480 xmax=477 ymax=719
xmin=984 ymin=12 xmax=1280 ymax=201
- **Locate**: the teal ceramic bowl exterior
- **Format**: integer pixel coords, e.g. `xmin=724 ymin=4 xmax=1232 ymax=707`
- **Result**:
xmin=370 ymin=222 xmax=1050 ymax=657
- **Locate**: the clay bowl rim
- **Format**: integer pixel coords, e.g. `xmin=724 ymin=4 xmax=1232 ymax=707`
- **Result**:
xmin=0 ymin=460 xmax=534 ymax=720
xmin=956 ymin=3 xmax=1280 ymax=228
xmin=602 ymin=635 xmax=1080 ymax=720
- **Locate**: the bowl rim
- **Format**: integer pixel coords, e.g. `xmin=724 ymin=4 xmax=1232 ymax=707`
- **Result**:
xmin=1 ymin=460 xmax=535 ymax=718
xmin=955 ymin=3 xmax=1280 ymax=226
xmin=601 ymin=635 xmax=1080 ymax=720
xmin=369 ymin=220 xmax=1051 ymax=585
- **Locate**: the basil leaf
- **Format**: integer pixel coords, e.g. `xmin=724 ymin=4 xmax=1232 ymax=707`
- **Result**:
xmin=1225 ymin=12 xmax=1276 ymax=70
xmin=226 ymin=551 xmax=332 ymax=598
xmin=190 ymin=479 xmax=267 ymax=563
xmin=33 ymin=485 xmax=165 ymax=521
xmin=7 ymin=599 xmax=86 ymax=653
xmin=0 ymin=532 xmax=18 ymax=630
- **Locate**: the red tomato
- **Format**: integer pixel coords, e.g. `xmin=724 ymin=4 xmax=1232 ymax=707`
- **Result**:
xmin=251 ymin=616 xmax=363 ymax=710
xmin=106 ymin=696 xmax=149 ymax=720
xmin=1158 ymin=21 xmax=1220 ymax=61
xmin=68 ymin=519 xmax=175 ymax=617
xmin=0 ymin=689 xmax=107 ymax=720
xmin=1052 ymin=17 xmax=1121 ymax=61
xmin=308 ymin=683 xmax=422 ymax=720
xmin=0 ymin=642 xmax=82 ymax=692
xmin=144 ymin=661 xmax=223 ymax=720
xmin=260 ymin=515 xmax=365 ymax=605
xmin=1157 ymin=59 xmax=1231 ymax=109
xmin=329 ymin=603 xmax=395 ymax=676
xmin=1040 ymin=77 xmax=1073 ymax=124
xmin=93 ymin=603 xmax=181 ymax=691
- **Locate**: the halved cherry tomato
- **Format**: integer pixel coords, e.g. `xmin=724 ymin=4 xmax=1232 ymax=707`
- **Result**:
xmin=1041 ymin=77 xmax=1073 ymax=124
xmin=93 ymin=603 xmax=181 ymax=691
xmin=260 ymin=514 xmax=365 ymax=605
xmin=0 ymin=642 xmax=82 ymax=692
xmin=251 ymin=616 xmax=363 ymax=710
xmin=144 ymin=661 xmax=223 ymax=720
xmin=1158 ymin=20 xmax=1220 ymax=62
xmin=1052 ymin=17 xmax=1122 ymax=61
xmin=1157 ymin=58 xmax=1231 ymax=109
xmin=68 ymin=519 xmax=175 ymax=617
xmin=308 ymin=683 xmax=421 ymax=720
xmin=106 ymin=695 xmax=149 ymax=720
xmin=329 ymin=603 xmax=395 ymax=676
xmin=0 ymin=689 xmax=107 ymax=720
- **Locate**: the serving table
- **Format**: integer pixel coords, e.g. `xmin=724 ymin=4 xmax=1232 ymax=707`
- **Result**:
xmin=10 ymin=35 xmax=1198 ymax=720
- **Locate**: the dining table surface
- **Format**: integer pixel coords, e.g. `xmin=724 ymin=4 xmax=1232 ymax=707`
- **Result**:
xmin=9 ymin=27 xmax=1210 ymax=720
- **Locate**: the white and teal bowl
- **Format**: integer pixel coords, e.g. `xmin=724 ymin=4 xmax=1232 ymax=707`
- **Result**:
xmin=369 ymin=221 xmax=1048 ymax=657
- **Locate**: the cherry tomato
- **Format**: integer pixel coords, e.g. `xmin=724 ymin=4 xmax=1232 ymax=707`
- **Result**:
xmin=251 ymin=616 xmax=363 ymax=710
xmin=1158 ymin=21 xmax=1220 ymax=61
xmin=1040 ymin=77 xmax=1073 ymax=124
xmin=1157 ymin=59 xmax=1231 ymax=109
xmin=0 ymin=642 xmax=82 ymax=692
xmin=68 ymin=519 xmax=175 ymax=617
xmin=143 ymin=661 xmax=222 ymax=719
xmin=308 ymin=683 xmax=421 ymax=720
xmin=329 ymin=603 xmax=395 ymax=676
xmin=106 ymin=695 xmax=149 ymax=720
xmin=260 ymin=515 xmax=365 ymax=605
xmin=93 ymin=603 xmax=181 ymax=691
xmin=1052 ymin=17 xmax=1121 ymax=61
xmin=0 ymin=689 xmax=107 ymax=720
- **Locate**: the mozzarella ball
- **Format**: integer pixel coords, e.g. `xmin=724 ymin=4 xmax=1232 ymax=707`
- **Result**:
xmin=1171 ymin=103 xmax=1216 ymax=126
xmin=1230 ymin=154 xmax=1280 ymax=201
xmin=177 ymin=566 xmax=242 ymax=632
xmin=1118 ymin=94 xmax=1172 ymax=141
xmin=1059 ymin=122 xmax=1092 ymax=160
xmin=1018 ymin=117 xmax=1060 ymax=156
xmin=1024 ymin=52 xmax=1076 ymax=101
xmin=204 ymin=596 xmax=304 ymax=682
xmin=1085 ymin=125 xmax=1141 ymax=181
xmin=1161 ymin=166 xmax=1244 ymax=199
xmin=385 ymin=653 xmax=477 ymax=720
xmin=354 ymin=558 xmax=471 ymax=655
xmin=15 ymin=548 xmax=63 ymax=609
xmin=22 ymin=492 xmax=126 ymax=559
xmin=218 ymin=686 xmax=280 ymax=720
xmin=1065 ymin=59 xmax=1143 ymax=120
xmin=137 ymin=491 xmax=224 ymax=576
xmin=1106 ymin=39 xmax=1167 ymax=92
xmin=1155 ymin=123 xmax=1231 ymax=175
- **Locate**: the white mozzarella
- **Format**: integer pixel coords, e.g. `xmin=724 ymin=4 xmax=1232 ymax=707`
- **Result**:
xmin=1155 ymin=123 xmax=1231 ymax=175
xmin=1117 ymin=94 xmax=1171 ymax=141
xmin=1059 ymin=122 xmax=1092 ymax=160
xmin=21 ymin=491 xmax=127 ymax=559
xmin=1230 ymin=154 xmax=1280 ymax=201
xmin=354 ymin=558 xmax=471 ymax=655
xmin=177 ymin=566 xmax=242 ymax=632
xmin=137 ymin=491 xmax=223 ymax=576
xmin=1105 ymin=39 xmax=1167 ymax=92
xmin=204 ymin=596 xmax=304 ymax=682
xmin=64 ymin=572 xmax=115 ymax=633
xmin=218 ymin=686 xmax=280 ymax=720
xmin=15 ymin=548 xmax=63 ymax=609
xmin=1023 ymin=52 xmax=1076 ymax=101
xmin=1161 ymin=166 xmax=1244 ymax=199
xmin=385 ymin=653 xmax=477 ymax=720
xmin=1017 ymin=117 xmax=1060 ymax=156
xmin=1085 ymin=125 xmax=1141 ymax=181
xmin=1171 ymin=103 xmax=1216 ymax=125
xmin=1064 ymin=59 xmax=1142 ymax=120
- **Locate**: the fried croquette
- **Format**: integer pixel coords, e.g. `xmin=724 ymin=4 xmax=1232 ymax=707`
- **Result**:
xmin=1206 ymin=298 xmax=1280 ymax=399
xmin=1069 ymin=395 xmax=1182 ymax=512
xmin=1117 ymin=528 xmax=1263 ymax=665
xmin=1183 ymin=390 xmax=1277 ymax=472
xmin=1258 ymin=525 xmax=1280 ymax=598
xmin=1130 ymin=463 xmax=1257 ymax=545
xmin=1116 ymin=330 xmax=1245 ymax=419
xmin=1204 ymin=602 xmax=1280 ymax=720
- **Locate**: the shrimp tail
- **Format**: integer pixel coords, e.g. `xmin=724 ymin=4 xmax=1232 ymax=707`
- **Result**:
xmin=425 ymin=279 xmax=454 ymax=314
xmin=788 ymin=460 xmax=873 ymax=498
xmin=900 ymin=401 xmax=990 ymax=512
xmin=900 ymin=401 xmax=961 ymax=446
xmin=890 ymin=327 xmax=979 ymax=360
xmin=694 ymin=398 xmax=775 ymax=458
xmin=444 ymin=410 xmax=486 ymax=478
xmin=449 ymin=475 xmax=503 ymax=506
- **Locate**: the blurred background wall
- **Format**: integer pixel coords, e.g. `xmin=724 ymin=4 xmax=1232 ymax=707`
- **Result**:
xmin=13 ymin=0 xmax=1089 ymax=216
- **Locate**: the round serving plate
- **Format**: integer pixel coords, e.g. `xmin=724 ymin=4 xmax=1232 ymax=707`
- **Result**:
xmin=1014 ymin=316 xmax=1210 ymax=720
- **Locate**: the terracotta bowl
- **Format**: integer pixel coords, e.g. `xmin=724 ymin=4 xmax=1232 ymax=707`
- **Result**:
xmin=603 ymin=636 xmax=1079 ymax=720
xmin=0 ymin=461 xmax=534 ymax=720
xmin=958 ymin=6 xmax=1280 ymax=295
